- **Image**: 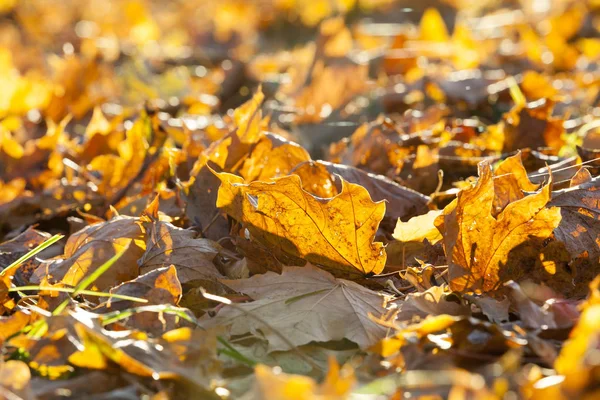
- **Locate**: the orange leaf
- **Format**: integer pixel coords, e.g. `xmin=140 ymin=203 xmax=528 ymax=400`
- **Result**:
xmin=215 ymin=172 xmax=386 ymax=278
xmin=436 ymin=162 xmax=561 ymax=293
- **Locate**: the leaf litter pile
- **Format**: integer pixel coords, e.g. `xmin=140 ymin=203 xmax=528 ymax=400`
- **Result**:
xmin=1 ymin=0 xmax=600 ymax=399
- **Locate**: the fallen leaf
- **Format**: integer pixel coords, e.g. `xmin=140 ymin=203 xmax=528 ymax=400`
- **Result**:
xmin=436 ymin=162 xmax=562 ymax=293
xmin=493 ymin=152 xmax=539 ymax=214
xmin=320 ymin=161 xmax=430 ymax=226
xmin=239 ymin=134 xmax=311 ymax=182
xmin=205 ymin=265 xmax=389 ymax=351
xmin=0 ymin=227 xmax=50 ymax=293
xmin=548 ymin=177 xmax=600 ymax=260
xmin=107 ymin=265 xmax=181 ymax=307
xmin=215 ymin=172 xmax=386 ymax=278
xmin=502 ymin=100 xmax=565 ymax=153
xmin=31 ymin=216 xmax=145 ymax=291
xmin=394 ymin=285 xmax=470 ymax=323
xmin=393 ymin=210 xmax=443 ymax=244
xmin=138 ymin=215 xmax=224 ymax=284
xmin=554 ymin=277 xmax=600 ymax=396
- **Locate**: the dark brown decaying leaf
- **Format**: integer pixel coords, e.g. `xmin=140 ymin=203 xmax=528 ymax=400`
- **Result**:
xmin=0 ymin=227 xmax=50 ymax=276
xmin=502 ymin=100 xmax=565 ymax=153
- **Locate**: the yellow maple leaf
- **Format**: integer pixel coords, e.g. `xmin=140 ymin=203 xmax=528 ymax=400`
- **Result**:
xmin=393 ymin=210 xmax=443 ymax=244
xmin=215 ymin=172 xmax=386 ymax=278
xmin=436 ymin=162 xmax=562 ymax=293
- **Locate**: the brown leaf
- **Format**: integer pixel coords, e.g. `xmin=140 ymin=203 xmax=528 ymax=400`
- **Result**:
xmin=102 ymin=266 xmax=186 ymax=334
xmin=548 ymin=177 xmax=600 ymax=260
xmin=502 ymin=100 xmax=565 ymax=153
xmin=570 ymin=167 xmax=593 ymax=187
xmin=138 ymin=217 xmax=224 ymax=284
xmin=31 ymin=216 xmax=145 ymax=291
xmin=0 ymin=227 xmax=50 ymax=300
xmin=206 ymin=265 xmax=389 ymax=351
xmin=436 ymin=162 xmax=562 ymax=293
xmin=184 ymin=164 xmax=230 ymax=240
xmin=108 ymin=265 xmax=181 ymax=307
xmin=215 ymin=172 xmax=387 ymax=278
xmin=394 ymin=286 xmax=470 ymax=323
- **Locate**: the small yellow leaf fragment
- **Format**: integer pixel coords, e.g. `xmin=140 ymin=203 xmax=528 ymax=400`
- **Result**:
xmin=393 ymin=210 xmax=443 ymax=244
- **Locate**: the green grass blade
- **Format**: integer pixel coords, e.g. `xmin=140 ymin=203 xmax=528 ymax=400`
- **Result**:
xmin=1 ymin=234 xmax=64 ymax=276
xmin=217 ymin=336 xmax=257 ymax=367
xmin=10 ymin=286 xmax=148 ymax=303
xmin=100 ymin=304 xmax=195 ymax=326
xmin=72 ymin=243 xmax=130 ymax=296
xmin=52 ymin=243 xmax=130 ymax=315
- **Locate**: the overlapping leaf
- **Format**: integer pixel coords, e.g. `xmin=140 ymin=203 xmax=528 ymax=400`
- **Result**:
xmin=436 ymin=162 xmax=562 ymax=293
xmin=205 ymin=266 xmax=388 ymax=351
xmin=215 ymin=172 xmax=386 ymax=278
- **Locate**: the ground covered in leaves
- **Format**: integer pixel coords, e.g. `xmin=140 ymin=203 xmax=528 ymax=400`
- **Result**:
xmin=0 ymin=0 xmax=599 ymax=399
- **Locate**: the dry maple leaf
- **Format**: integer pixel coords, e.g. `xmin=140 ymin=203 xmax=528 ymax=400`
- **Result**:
xmin=215 ymin=172 xmax=386 ymax=278
xmin=87 ymin=115 xmax=150 ymax=197
xmin=205 ymin=265 xmax=389 ymax=351
xmin=239 ymin=134 xmax=311 ymax=182
xmin=548 ymin=177 xmax=600 ymax=261
xmin=436 ymin=162 xmax=562 ymax=293
xmin=232 ymin=85 xmax=264 ymax=144
xmin=312 ymin=161 xmax=430 ymax=226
